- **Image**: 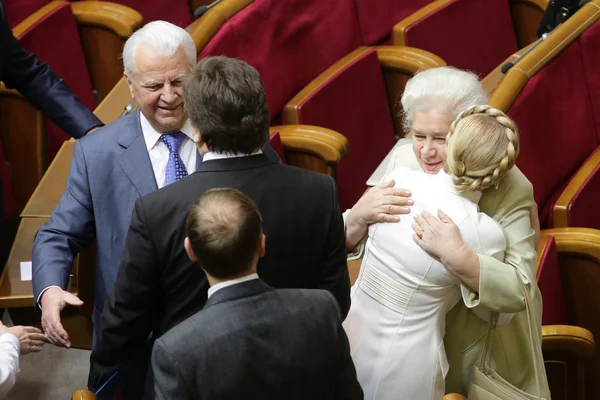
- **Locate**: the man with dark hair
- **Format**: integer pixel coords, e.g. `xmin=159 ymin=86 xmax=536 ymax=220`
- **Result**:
xmin=89 ymin=56 xmax=349 ymax=396
xmin=152 ymin=188 xmax=362 ymax=400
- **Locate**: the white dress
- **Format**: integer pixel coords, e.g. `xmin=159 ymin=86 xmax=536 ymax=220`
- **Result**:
xmin=344 ymin=168 xmax=506 ymax=400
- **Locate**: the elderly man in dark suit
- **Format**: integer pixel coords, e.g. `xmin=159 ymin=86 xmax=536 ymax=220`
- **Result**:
xmin=89 ymin=56 xmax=350 ymax=396
xmin=152 ymin=187 xmax=363 ymax=400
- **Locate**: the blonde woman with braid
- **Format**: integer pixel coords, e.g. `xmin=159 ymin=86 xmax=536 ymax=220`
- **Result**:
xmin=344 ymin=105 xmax=524 ymax=399
xmin=344 ymin=67 xmax=547 ymax=398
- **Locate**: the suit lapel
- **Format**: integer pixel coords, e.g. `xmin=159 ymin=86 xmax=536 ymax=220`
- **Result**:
xmin=117 ymin=110 xmax=158 ymax=196
xmin=204 ymin=279 xmax=273 ymax=309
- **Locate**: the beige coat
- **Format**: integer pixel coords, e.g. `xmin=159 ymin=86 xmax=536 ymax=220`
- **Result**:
xmin=355 ymin=144 xmax=549 ymax=396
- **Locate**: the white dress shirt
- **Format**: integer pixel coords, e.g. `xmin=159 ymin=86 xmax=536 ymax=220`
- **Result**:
xmin=0 ymin=333 xmax=20 ymax=398
xmin=202 ymin=149 xmax=263 ymax=163
xmin=140 ymin=113 xmax=197 ymax=188
xmin=207 ymin=273 xmax=259 ymax=299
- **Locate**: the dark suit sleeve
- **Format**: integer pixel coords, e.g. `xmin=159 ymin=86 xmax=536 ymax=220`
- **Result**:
xmin=152 ymin=339 xmax=193 ymax=400
xmin=0 ymin=5 xmax=102 ymax=138
xmin=88 ymin=197 xmax=161 ymax=391
xmin=317 ymin=176 xmax=351 ymax=318
xmin=32 ymin=139 xmax=96 ymax=303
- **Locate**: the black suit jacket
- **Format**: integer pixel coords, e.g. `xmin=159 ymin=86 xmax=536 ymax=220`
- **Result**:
xmin=89 ymin=154 xmax=350 ymax=391
xmin=0 ymin=1 xmax=101 ymax=139
xmin=152 ymin=279 xmax=363 ymax=400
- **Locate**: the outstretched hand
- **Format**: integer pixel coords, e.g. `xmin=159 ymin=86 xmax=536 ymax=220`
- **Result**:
xmin=0 ymin=322 xmax=46 ymax=355
xmin=40 ymin=287 xmax=83 ymax=348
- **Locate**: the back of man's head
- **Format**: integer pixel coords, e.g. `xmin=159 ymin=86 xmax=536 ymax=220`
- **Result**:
xmin=186 ymin=188 xmax=263 ymax=279
xmin=183 ymin=56 xmax=270 ymax=155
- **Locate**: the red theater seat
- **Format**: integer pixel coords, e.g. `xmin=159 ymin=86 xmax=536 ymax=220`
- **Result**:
xmin=393 ymin=0 xmax=547 ymax=77
xmin=489 ymin=0 xmax=600 ymax=230
xmin=198 ymin=0 xmax=363 ymax=120
xmin=3 ymin=0 xmax=50 ymax=27
xmin=284 ymin=46 xmax=445 ymax=210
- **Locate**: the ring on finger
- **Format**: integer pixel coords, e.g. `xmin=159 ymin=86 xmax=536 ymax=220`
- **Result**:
xmin=416 ymin=230 xmax=424 ymax=239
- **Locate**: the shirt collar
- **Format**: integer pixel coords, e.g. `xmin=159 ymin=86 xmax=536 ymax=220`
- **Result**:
xmin=202 ymin=149 xmax=263 ymax=162
xmin=140 ymin=112 xmax=194 ymax=151
xmin=207 ymin=273 xmax=259 ymax=298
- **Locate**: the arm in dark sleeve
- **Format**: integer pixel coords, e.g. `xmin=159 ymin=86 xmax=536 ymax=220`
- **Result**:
xmin=0 ymin=5 xmax=102 ymax=138
xmin=151 ymin=339 xmax=193 ymax=400
xmin=317 ymin=176 xmax=351 ymax=319
xmin=32 ymin=139 xmax=96 ymax=303
xmin=88 ymin=197 xmax=161 ymax=391
xmin=322 ymin=293 xmax=362 ymax=400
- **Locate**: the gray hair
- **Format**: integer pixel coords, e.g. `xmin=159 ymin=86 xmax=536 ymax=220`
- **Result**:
xmin=400 ymin=66 xmax=489 ymax=133
xmin=123 ymin=20 xmax=196 ymax=77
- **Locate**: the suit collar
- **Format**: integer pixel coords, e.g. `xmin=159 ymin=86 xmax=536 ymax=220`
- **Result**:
xmin=117 ymin=110 xmax=158 ymax=196
xmin=204 ymin=279 xmax=273 ymax=309
xmin=194 ymin=153 xmax=275 ymax=174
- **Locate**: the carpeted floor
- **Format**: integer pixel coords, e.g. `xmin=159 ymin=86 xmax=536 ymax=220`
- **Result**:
xmin=6 ymin=344 xmax=90 ymax=400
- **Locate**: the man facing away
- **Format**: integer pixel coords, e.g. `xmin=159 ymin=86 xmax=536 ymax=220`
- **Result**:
xmin=152 ymin=188 xmax=363 ymax=400
xmin=89 ymin=56 xmax=349 ymax=395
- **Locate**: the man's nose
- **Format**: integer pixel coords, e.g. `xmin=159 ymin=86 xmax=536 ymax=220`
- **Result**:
xmin=161 ymin=84 xmax=178 ymax=103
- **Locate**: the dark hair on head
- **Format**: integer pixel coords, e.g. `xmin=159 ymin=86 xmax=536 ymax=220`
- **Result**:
xmin=186 ymin=188 xmax=263 ymax=279
xmin=183 ymin=56 xmax=270 ymax=154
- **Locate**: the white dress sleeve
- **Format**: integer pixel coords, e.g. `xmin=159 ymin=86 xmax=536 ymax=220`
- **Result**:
xmin=0 ymin=333 xmax=20 ymax=398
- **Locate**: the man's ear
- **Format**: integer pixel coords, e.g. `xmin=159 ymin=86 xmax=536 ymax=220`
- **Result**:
xmin=184 ymin=237 xmax=197 ymax=261
xmin=193 ymin=127 xmax=209 ymax=154
xmin=125 ymin=73 xmax=134 ymax=99
xmin=257 ymin=234 xmax=266 ymax=258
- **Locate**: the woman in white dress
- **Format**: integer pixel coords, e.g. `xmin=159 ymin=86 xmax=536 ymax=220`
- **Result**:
xmin=343 ymin=105 xmax=519 ymax=399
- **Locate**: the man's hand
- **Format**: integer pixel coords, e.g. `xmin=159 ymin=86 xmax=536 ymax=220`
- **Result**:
xmin=40 ymin=287 xmax=83 ymax=348
xmin=0 ymin=322 xmax=46 ymax=355
xmin=346 ymin=179 xmax=412 ymax=251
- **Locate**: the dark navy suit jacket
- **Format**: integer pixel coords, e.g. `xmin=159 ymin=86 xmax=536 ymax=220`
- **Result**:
xmin=0 ymin=1 xmax=101 ymax=138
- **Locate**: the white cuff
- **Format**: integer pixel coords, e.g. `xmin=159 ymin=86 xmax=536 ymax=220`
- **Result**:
xmin=37 ymin=286 xmax=62 ymax=309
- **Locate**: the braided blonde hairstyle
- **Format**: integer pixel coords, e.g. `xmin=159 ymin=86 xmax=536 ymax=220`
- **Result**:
xmin=445 ymin=105 xmax=519 ymax=192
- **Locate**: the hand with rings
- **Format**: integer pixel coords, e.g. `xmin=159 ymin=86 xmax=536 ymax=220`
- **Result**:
xmin=412 ymin=209 xmax=465 ymax=263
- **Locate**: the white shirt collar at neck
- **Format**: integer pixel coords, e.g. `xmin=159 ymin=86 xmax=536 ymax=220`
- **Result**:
xmin=207 ymin=273 xmax=259 ymax=298
xmin=140 ymin=113 xmax=194 ymax=151
xmin=202 ymin=149 xmax=263 ymax=162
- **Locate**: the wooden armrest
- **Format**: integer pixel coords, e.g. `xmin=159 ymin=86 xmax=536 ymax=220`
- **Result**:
xmin=392 ymin=0 xmax=453 ymax=47
xmin=374 ymin=46 xmax=446 ymax=74
xmin=72 ymin=389 xmax=96 ymax=400
xmin=443 ymin=394 xmax=467 ymax=400
xmin=542 ymin=325 xmax=595 ymax=357
xmin=186 ymin=0 xmax=252 ymax=52
xmin=541 ymin=227 xmax=600 ymax=259
xmin=71 ymin=1 xmax=143 ymax=38
xmin=71 ymin=2 xmax=143 ymax=102
xmin=11 ymin=1 xmax=65 ymax=38
xmin=553 ymin=146 xmax=600 ymax=228
xmin=271 ymin=125 xmax=348 ymax=177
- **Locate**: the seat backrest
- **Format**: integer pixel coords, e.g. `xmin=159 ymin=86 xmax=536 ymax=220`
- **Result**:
xmin=269 ymin=130 xmax=286 ymax=164
xmin=536 ymin=235 xmax=568 ymax=325
xmin=199 ymin=0 xmax=362 ymax=120
xmin=284 ymin=48 xmax=396 ymax=210
xmin=353 ymin=0 xmax=430 ymax=45
xmin=3 ymin=0 xmax=50 ymax=27
xmin=17 ymin=1 xmax=96 ymax=162
xmin=0 ymin=139 xmax=16 ymax=218
xmin=579 ymin=12 xmax=600 ymax=140
xmin=81 ymin=0 xmax=193 ymax=26
xmin=395 ymin=0 xmax=519 ymax=77
xmin=489 ymin=1 xmax=600 ymax=228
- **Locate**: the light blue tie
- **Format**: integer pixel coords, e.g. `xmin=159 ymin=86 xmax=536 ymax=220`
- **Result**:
xmin=161 ymin=132 xmax=188 ymax=186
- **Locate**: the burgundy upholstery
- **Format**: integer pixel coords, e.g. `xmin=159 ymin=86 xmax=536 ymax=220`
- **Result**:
xmin=580 ymin=18 xmax=600 ymax=139
xmin=402 ymin=0 xmax=518 ymax=77
xmin=507 ymin=42 xmax=598 ymax=228
xmin=0 ymin=140 xmax=16 ymax=218
xmin=286 ymin=49 xmax=396 ymax=210
xmin=269 ymin=130 xmax=286 ymax=164
xmin=354 ymin=0 xmax=430 ymax=45
xmin=94 ymin=0 xmax=192 ymax=27
xmin=3 ymin=0 xmax=50 ymax=28
xmin=17 ymin=2 xmax=96 ymax=162
xmin=536 ymin=236 xmax=568 ymax=325
xmin=199 ymin=0 xmax=362 ymax=120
